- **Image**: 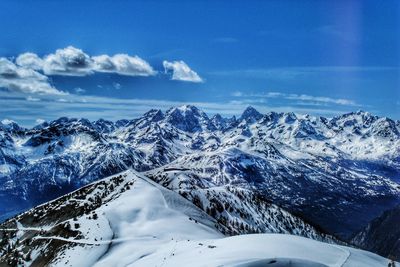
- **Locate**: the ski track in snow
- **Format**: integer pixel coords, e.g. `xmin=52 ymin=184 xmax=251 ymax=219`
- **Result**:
xmin=32 ymin=235 xmax=156 ymax=245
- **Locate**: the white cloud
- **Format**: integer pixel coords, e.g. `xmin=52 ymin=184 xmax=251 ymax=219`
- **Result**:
xmin=26 ymin=96 xmax=41 ymax=101
xmin=14 ymin=47 xmax=156 ymax=78
xmin=264 ymin=92 xmax=283 ymax=98
xmin=43 ymin=46 xmax=93 ymax=76
xmin=211 ymin=66 xmax=398 ymax=80
xmin=74 ymin=87 xmax=86 ymax=94
xmin=113 ymin=82 xmax=121 ymax=90
xmin=232 ymin=91 xmax=359 ymax=107
xmin=288 ymin=94 xmax=356 ymax=106
xmin=266 ymin=92 xmax=358 ymax=106
xmin=2 ymin=47 xmax=203 ymax=97
xmin=232 ymin=91 xmax=243 ymax=97
xmin=163 ymin=60 xmax=203 ymax=83
xmin=0 ymin=58 xmax=67 ymax=95
xmin=92 ymin=54 xmax=156 ymax=76
xmin=16 ymin=52 xmax=44 ymax=70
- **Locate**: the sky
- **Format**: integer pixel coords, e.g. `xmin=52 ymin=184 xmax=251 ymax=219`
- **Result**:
xmin=0 ymin=0 xmax=399 ymax=127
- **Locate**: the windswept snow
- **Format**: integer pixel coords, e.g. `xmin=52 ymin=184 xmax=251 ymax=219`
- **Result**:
xmin=131 ymin=234 xmax=392 ymax=267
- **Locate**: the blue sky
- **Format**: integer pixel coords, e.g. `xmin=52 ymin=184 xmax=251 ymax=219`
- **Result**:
xmin=0 ymin=0 xmax=399 ymax=126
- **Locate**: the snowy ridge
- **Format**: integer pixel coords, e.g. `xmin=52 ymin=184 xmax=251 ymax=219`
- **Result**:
xmin=0 ymin=170 xmax=395 ymax=267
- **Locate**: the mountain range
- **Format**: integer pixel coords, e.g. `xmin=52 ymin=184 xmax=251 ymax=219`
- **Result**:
xmin=0 ymin=105 xmax=399 ymax=262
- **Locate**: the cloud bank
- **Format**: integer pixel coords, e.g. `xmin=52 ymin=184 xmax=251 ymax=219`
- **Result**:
xmin=232 ymin=91 xmax=359 ymax=107
xmin=15 ymin=52 xmax=44 ymax=71
xmin=0 ymin=46 xmax=202 ymax=95
xmin=92 ymin=54 xmax=156 ymax=76
xmin=0 ymin=58 xmax=66 ymax=95
xmin=42 ymin=46 xmax=93 ymax=76
xmin=163 ymin=60 xmax=203 ymax=83
xmin=16 ymin=46 xmax=156 ymax=77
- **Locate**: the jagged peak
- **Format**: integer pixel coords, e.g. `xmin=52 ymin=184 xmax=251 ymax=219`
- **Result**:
xmin=166 ymin=105 xmax=209 ymax=120
xmin=168 ymin=104 xmax=200 ymax=113
xmin=329 ymin=110 xmax=379 ymax=128
xmin=142 ymin=109 xmax=164 ymax=121
xmin=92 ymin=118 xmax=116 ymax=133
xmin=33 ymin=117 xmax=97 ymax=133
xmin=211 ymin=113 xmax=223 ymax=121
xmin=94 ymin=118 xmax=113 ymax=124
xmin=164 ymin=105 xmax=213 ymax=132
xmin=143 ymin=108 xmax=163 ymax=116
xmin=0 ymin=119 xmax=24 ymax=132
xmin=49 ymin=117 xmax=78 ymax=126
xmin=1 ymin=119 xmax=17 ymax=125
xmin=240 ymin=106 xmax=263 ymax=122
xmin=115 ymin=119 xmax=131 ymax=128
xmin=355 ymin=109 xmax=368 ymax=115
xmin=283 ymin=112 xmax=298 ymax=123
xmin=334 ymin=110 xmax=374 ymax=120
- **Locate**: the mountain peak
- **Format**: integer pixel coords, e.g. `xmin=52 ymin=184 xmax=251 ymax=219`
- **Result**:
xmin=170 ymin=105 xmax=204 ymax=116
xmin=179 ymin=104 xmax=198 ymax=110
xmin=143 ymin=109 xmax=164 ymax=121
xmin=165 ymin=105 xmax=213 ymax=132
xmin=283 ymin=112 xmax=297 ymax=123
xmin=212 ymin=113 xmax=223 ymax=120
xmin=240 ymin=106 xmax=263 ymax=122
xmin=0 ymin=119 xmax=23 ymax=132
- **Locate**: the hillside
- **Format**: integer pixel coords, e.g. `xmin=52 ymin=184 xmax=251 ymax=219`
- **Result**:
xmin=0 ymin=170 xmax=394 ymax=267
xmin=352 ymin=205 xmax=400 ymax=260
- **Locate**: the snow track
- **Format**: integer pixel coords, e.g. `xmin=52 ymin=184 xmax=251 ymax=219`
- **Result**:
xmin=333 ymin=245 xmax=351 ymax=267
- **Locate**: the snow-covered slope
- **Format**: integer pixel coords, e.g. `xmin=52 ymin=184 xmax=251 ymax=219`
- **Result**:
xmin=133 ymin=234 xmax=393 ymax=267
xmin=0 ymin=105 xmax=399 ymax=247
xmin=0 ymin=170 xmax=394 ymax=267
xmin=0 ymin=170 xmax=222 ymax=266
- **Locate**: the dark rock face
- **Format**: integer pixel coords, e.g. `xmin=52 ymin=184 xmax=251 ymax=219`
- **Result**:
xmin=351 ymin=205 xmax=400 ymax=261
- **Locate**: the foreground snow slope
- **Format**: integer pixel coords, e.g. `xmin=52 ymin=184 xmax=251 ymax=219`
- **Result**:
xmin=134 ymin=234 xmax=392 ymax=267
xmin=0 ymin=170 xmax=394 ymax=266
xmin=56 ymin=171 xmax=222 ymax=267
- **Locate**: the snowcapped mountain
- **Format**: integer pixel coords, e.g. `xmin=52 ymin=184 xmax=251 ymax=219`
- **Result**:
xmin=0 ymin=105 xmax=399 ymax=254
xmin=0 ymin=170 xmax=394 ymax=266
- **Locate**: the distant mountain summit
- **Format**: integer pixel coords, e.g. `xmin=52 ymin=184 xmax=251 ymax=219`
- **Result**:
xmin=165 ymin=105 xmax=214 ymax=132
xmin=240 ymin=106 xmax=263 ymax=123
